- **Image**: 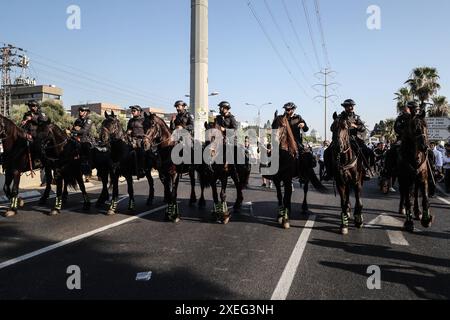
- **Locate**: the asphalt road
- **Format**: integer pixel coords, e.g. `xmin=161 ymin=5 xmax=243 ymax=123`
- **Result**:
xmin=0 ymin=171 xmax=449 ymax=300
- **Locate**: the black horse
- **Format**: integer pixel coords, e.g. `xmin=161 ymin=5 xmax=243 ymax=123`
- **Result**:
xmin=142 ymin=112 xmax=209 ymax=223
xmin=263 ymin=114 xmax=326 ymax=229
xmin=397 ymin=111 xmax=433 ymax=232
xmin=100 ymin=111 xmax=155 ymax=215
xmin=36 ymin=120 xmax=90 ymax=215
xmin=0 ymin=114 xmax=37 ymax=217
xmin=202 ymin=122 xmax=249 ymax=224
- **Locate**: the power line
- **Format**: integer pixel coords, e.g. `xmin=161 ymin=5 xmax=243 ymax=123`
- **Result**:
xmin=247 ymin=1 xmax=311 ymax=99
xmin=25 ymin=49 xmax=173 ymax=105
xmin=263 ymin=0 xmax=313 ymax=87
xmin=313 ymin=0 xmax=331 ymax=68
xmin=31 ymin=58 xmax=170 ymax=107
xmin=281 ymin=0 xmax=316 ymax=74
xmin=299 ymin=0 xmax=322 ymax=70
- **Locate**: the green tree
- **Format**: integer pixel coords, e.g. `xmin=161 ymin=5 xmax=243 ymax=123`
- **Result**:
xmin=429 ymin=96 xmax=449 ymax=117
xmin=394 ymin=87 xmax=413 ymax=113
xmin=405 ymin=67 xmax=441 ymax=107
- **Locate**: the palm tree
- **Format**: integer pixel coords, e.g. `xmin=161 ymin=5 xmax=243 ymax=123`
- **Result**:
xmin=394 ymin=87 xmax=413 ymax=113
xmin=429 ymin=96 xmax=449 ymax=117
xmin=405 ymin=67 xmax=441 ymax=108
xmin=381 ymin=119 xmax=396 ymax=143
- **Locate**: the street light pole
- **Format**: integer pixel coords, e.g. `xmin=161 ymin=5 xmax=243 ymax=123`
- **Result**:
xmin=245 ymin=102 xmax=272 ymax=144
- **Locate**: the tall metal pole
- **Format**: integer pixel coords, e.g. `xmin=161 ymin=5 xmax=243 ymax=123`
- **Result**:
xmin=314 ymin=68 xmax=339 ymax=142
xmin=190 ymin=0 xmax=209 ymax=142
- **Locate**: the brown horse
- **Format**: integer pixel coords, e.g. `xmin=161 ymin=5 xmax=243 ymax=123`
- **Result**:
xmin=330 ymin=112 xmax=365 ymax=235
xmin=264 ymin=114 xmax=298 ymax=229
xmin=397 ymin=111 xmax=433 ymax=232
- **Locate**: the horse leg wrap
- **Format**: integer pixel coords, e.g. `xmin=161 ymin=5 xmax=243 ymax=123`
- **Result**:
xmin=10 ymin=197 xmax=19 ymax=210
xmin=128 ymin=199 xmax=135 ymax=211
xmin=109 ymin=199 xmax=118 ymax=212
xmin=55 ymin=197 xmax=63 ymax=211
xmin=341 ymin=211 xmax=349 ymax=227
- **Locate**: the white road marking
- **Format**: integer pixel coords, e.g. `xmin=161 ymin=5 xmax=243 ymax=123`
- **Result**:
xmin=271 ymin=215 xmax=316 ymax=300
xmin=367 ymin=214 xmax=409 ymax=246
xmin=437 ymin=196 xmax=450 ymax=206
xmin=0 ymin=204 xmax=167 ymax=270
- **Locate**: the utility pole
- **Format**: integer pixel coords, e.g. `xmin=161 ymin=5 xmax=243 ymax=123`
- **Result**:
xmin=1 ymin=44 xmax=25 ymax=116
xmin=313 ymin=68 xmax=339 ymax=141
xmin=190 ymin=0 xmax=209 ymax=142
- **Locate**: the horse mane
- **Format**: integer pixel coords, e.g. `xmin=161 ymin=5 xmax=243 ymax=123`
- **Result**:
xmin=273 ymin=115 xmax=297 ymax=157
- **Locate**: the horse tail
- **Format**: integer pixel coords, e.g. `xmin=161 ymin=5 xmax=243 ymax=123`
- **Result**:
xmin=62 ymin=164 xmax=79 ymax=191
xmin=306 ymin=167 xmax=328 ymax=193
xmin=198 ymin=165 xmax=211 ymax=189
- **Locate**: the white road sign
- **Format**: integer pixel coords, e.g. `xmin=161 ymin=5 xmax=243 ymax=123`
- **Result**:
xmin=426 ymin=117 xmax=450 ymax=140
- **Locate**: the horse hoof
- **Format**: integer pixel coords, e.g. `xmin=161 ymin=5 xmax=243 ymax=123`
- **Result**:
xmin=400 ymin=209 xmax=406 ymax=216
xmin=340 ymin=227 xmax=349 ymax=235
xmin=277 ymin=215 xmax=284 ymax=225
xmin=18 ymin=198 xmax=25 ymax=208
xmin=107 ymin=210 xmax=116 ymax=216
xmin=3 ymin=210 xmax=17 ymax=218
xmin=421 ymin=215 xmax=434 ymax=228
xmin=173 ymin=216 xmax=181 ymax=223
xmin=414 ymin=211 xmax=422 ymax=221
xmin=404 ymin=221 xmax=414 ymax=233
xmin=223 ymin=216 xmax=230 ymax=225
xmin=49 ymin=209 xmax=60 ymax=216
xmin=282 ymin=220 xmax=290 ymax=229
xmin=354 ymin=216 xmax=364 ymax=229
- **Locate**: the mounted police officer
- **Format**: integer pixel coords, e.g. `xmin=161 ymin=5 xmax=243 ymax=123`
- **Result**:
xmin=215 ymin=101 xmax=238 ymax=133
xmin=21 ymin=100 xmax=47 ymax=139
xmin=21 ymin=100 xmax=47 ymax=167
xmin=283 ymin=102 xmax=309 ymax=154
xmin=170 ymin=100 xmax=194 ymax=134
xmin=126 ymin=105 xmax=146 ymax=178
xmin=71 ymin=106 xmax=94 ymax=175
xmin=323 ymin=99 xmax=372 ymax=181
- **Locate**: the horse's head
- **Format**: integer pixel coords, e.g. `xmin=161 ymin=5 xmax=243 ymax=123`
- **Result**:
xmin=100 ymin=111 xmax=124 ymax=146
xmin=410 ymin=110 xmax=429 ymax=152
xmin=143 ymin=112 xmax=172 ymax=150
xmin=331 ymin=112 xmax=351 ymax=153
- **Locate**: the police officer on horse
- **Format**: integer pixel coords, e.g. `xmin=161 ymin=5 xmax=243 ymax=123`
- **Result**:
xmin=21 ymin=100 xmax=48 ymax=167
xmin=283 ymin=102 xmax=309 ymax=154
xmin=170 ymin=100 xmax=194 ymax=134
xmin=127 ymin=105 xmax=146 ymax=178
xmin=71 ymin=105 xmax=94 ymax=175
xmin=323 ymin=99 xmax=372 ymax=181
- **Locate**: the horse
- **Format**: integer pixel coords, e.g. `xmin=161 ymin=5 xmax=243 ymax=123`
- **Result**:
xmin=142 ymin=112 xmax=208 ymax=223
xmin=0 ymin=114 xmax=37 ymax=217
xmin=263 ymin=114 xmax=298 ymax=229
xmin=100 ymin=111 xmax=155 ymax=215
xmin=202 ymin=121 xmax=248 ymax=224
xmin=397 ymin=111 xmax=433 ymax=232
xmin=36 ymin=120 xmax=90 ymax=215
xmin=330 ymin=112 xmax=365 ymax=235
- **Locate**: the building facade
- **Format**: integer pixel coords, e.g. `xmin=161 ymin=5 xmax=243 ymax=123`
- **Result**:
xmin=10 ymin=84 xmax=63 ymax=106
xmin=70 ymin=102 xmax=126 ymax=118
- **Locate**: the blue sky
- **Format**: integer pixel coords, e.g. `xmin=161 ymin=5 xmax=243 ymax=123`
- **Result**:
xmin=2 ymin=0 xmax=450 ymax=138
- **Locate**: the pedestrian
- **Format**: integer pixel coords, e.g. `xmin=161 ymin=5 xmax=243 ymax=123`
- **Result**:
xmin=317 ymin=141 xmax=329 ymax=181
xmin=260 ymin=143 xmax=272 ymax=188
xmin=443 ymin=144 xmax=450 ymax=193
